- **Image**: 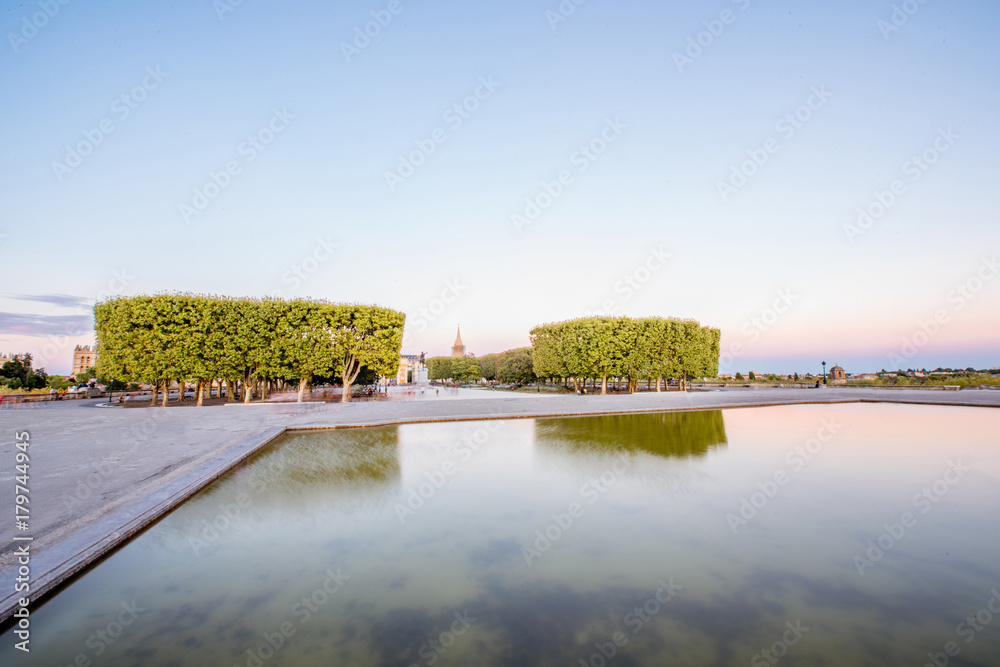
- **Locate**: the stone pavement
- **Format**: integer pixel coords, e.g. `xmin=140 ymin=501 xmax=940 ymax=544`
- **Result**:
xmin=1 ymin=386 xmax=998 ymax=622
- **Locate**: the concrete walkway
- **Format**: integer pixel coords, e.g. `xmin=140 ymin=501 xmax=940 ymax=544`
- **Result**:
xmin=1 ymin=387 xmax=998 ymax=622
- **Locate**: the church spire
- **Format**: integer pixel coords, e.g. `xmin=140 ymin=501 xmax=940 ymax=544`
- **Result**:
xmin=451 ymin=326 xmax=466 ymax=357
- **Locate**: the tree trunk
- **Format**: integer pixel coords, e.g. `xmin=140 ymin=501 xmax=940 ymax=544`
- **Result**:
xmin=151 ymin=381 xmax=159 ymax=406
xmin=572 ymin=377 xmax=579 ymax=392
xmin=177 ymin=380 xmax=184 ymax=404
xmin=601 ymin=375 xmax=608 ymax=395
xmin=161 ymin=379 xmax=169 ymax=407
xmin=341 ymin=357 xmax=361 ymax=403
xmin=195 ymin=379 xmax=204 ymax=407
xmin=243 ymin=378 xmax=253 ymax=403
xmin=298 ymin=377 xmax=309 ymax=403
xmin=656 ymin=377 xmax=662 ymax=392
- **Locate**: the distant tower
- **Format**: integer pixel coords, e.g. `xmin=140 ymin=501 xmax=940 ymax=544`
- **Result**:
xmin=451 ymin=326 xmax=466 ymax=357
xmin=73 ymin=345 xmax=97 ymax=375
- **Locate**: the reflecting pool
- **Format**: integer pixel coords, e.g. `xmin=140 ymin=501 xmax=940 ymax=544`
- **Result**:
xmin=3 ymin=403 xmax=999 ymax=666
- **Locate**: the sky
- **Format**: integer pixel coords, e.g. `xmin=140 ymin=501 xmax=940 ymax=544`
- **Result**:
xmin=1 ymin=0 xmax=998 ymax=375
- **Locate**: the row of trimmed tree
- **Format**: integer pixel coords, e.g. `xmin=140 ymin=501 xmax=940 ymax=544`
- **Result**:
xmin=94 ymin=295 xmax=404 ymax=405
xmin=530 ymin=317 xmax=719 ymax=394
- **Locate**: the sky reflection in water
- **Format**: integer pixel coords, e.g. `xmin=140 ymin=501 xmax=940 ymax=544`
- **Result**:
xmin=3 ymin=403 xmax=999 ymax=666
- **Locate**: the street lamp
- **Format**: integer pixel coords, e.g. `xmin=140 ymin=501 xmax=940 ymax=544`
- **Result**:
xmin=822 ymin=361 xmax=827 ymax=385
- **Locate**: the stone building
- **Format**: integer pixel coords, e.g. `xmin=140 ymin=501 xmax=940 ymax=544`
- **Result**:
xmin=73 ymin=345 xmax=97 ymax=375
xmin=451 ymin=326 xmax=466 ymax=357
xmin=829 ymin=365 xmax=846 ymax=383
xmin=396 ymin=354 xmax=428 ymax=385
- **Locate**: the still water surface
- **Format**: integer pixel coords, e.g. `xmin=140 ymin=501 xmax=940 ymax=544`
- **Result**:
xmin=3 ymin=403 xmax=999 ymax=666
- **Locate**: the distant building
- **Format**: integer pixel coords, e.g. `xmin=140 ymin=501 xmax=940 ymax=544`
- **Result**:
xmin=73 ymin=345 xmax=97 ymax=375
xmin=451 ymin=326 xmax=466 ymax=357
xmin=717 ymin=374 xmax=732 ymax=380
xmin=829 ymin=365 xmax=846 ymax=383
xmin=396 ymin=354 xmax=428 ymax=385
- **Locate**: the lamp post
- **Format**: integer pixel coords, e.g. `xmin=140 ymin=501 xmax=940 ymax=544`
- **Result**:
xmin=822 ymin=361 xmax=827 ymax=385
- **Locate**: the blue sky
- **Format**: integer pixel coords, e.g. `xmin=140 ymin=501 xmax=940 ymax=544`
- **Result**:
xmin=2 ymin=0 xmax=998 ymax=375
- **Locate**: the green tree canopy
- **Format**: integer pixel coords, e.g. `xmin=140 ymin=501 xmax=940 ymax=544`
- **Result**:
xmin=529 ymin=316 xmax=719 ymax=394
xmin=94 ymin=295 xmax=404 ymax=404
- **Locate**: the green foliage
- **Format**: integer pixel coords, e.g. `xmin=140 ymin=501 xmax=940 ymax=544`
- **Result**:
xmin=426 ymin=355 xmax=487 ymax=383
xmin=1 ymin=354 xmax=48 ymax=389
xmin=748 ymin=370 xmax=756 ymax=381
xmin=426 ymin=356 xmax=453 ymax=381
xmin=497 ymin=347 xmax=536 ymax=384
xmin=75 ymin=366 xmax=97 ymax=383
xmin=479 ymin=353 xmax=498 ymax=381
xmin=47 ymin=375 xmax=71 ymax=391
xmin=94 ymin=295 xmax=404 ymax=402
xmin=529 ymin=316 xmax=720 ymax=391
xmin=450 ymin=356 xmax=482 ymax=383
xmin=330 ymin=304 xmax=405 ymax=399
